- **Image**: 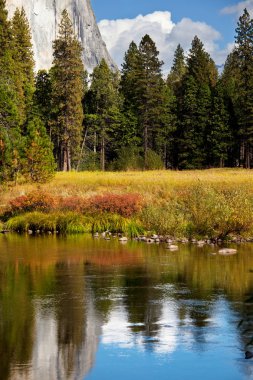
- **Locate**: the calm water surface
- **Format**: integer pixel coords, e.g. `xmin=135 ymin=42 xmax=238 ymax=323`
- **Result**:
xmin=0 ymin=234 xmax=253 ymax=380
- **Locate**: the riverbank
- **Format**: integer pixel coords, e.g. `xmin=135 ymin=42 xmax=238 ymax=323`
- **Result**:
xmin=1 ymin=169 xmax=253 ymax=240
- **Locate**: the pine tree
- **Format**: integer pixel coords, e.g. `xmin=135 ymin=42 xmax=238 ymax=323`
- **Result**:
xmin=167 ymin=45 xmax=187 ymax=168
xmin=88 ymin=59 xmax=121 ymax=171
xmin=51 ymin=9 xmax=85 ymax=171
xmin=187 ymin=36 xmax=217 ymax=87
xmin=178 ymin=36 xmax=217 ymax=168
xmin=34 ymin=70 xmax=52 ymax=135
xmin=135 ymin=35 xmax=165 ymax=168
xmin=22 ymin=116 xmax=56 ymax=182
xmin=167 ymin=44 xmax=186 ymax=93
xmin=234 ymin=8 xmax=253 ymax=168
xmin=120 ymin=41 xmax=140 ymax=149
xmin=0 ymin=0 xmax=23 ymax=181
xmin=11 ymin=7 xmax=35 ymax=124
xmin=206 ymin=82 xmax=232 ymax=167
xmin=220 ymin=50 xmax=241 ymax=166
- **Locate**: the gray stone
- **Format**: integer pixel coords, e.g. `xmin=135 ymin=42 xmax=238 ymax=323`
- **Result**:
xmin=166 ymin=245 xmax=178 ymax=251
xmin=218 ymin=248 xmax=237 ymax=255
xmin=6 ymin=0 xmax=116 ymax=72
xmin=119 ymin=237 xmax=128 ymax=242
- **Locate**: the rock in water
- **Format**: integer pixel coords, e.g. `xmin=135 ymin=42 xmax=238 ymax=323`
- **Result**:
xmin=6 ymin=0 xmax=116 ymax=72
xmin=245 ymin=351 xmax=253 ymax=359
xmin=218 ymin=248 xmax=237 ymax=256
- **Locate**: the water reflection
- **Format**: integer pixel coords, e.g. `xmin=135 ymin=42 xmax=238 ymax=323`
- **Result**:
xmin=0 ymin=234 xmax=252 ymax=379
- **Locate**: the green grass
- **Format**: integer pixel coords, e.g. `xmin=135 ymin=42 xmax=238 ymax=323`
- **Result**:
xmin=5 ymin=211 xmax=143 ymax=237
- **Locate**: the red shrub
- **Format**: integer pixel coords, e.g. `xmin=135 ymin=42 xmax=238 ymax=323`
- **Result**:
xmin=58 ymin=196 xmax=88 ymax=213
xmin=87 ymin=193 xmax=143 ymax=217
xmin=9 ymin=191 xmax=56 ymax=215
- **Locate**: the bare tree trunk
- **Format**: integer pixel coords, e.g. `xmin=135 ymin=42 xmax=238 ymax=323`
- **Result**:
xmin=94 ymin=132 xmax=97 ymax=153
xmin=62 ymin=142 xmax=71 ymax=172
xmin=245 ymin=143 xmax=250 ymax=169
xmin=144 ymin=124 xmax=148 ymax=170
xmin=76 ymin=127 xmax=88 ymax=171
xmin=101 ymin=132 xmax=105 ymax=171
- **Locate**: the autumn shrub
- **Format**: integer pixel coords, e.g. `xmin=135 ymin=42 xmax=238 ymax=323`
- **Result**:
xmin=86 ymin=193 xmax=143 ymax=217
xmin=57 ymin=196 xmax=88 ymax=213
xmin=6 ymin=191 xmax=56 ymax=218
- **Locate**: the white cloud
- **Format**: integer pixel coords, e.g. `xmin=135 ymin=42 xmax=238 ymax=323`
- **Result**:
xmin=98 ymin=11 xmax=233 ymax=75
xmin=221 ymin=0 xmax=253 ymax=17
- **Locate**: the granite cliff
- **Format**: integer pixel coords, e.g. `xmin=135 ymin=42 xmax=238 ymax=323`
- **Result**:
xmin=6 ymin=0 xmax=115 ymax=71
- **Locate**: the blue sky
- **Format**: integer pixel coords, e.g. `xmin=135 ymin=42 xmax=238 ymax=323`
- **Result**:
xmin=91 ymin=0 xmax=253 ymax=73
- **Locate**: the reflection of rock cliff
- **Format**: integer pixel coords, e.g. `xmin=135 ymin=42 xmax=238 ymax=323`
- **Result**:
xmin=10 ymin=291 xmax=102 ymax=380
xmin=6 ymin=0 xmax=116 ymax=71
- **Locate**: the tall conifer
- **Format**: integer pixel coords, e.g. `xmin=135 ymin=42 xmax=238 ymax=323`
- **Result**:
xmin=51 ymin=9 xmax=85 ymax=171
xmin=11 ymin=7 xmax=35 ymax=124
xmin=89 ymin=59 xmax=121 ymax=170
xmin=234 ymin=9 xmax=253 ymax=167
xmin=0 ymin=0 xmax=22 ymax=181
xmin=135 ymin=35 xmax=164 ymax=167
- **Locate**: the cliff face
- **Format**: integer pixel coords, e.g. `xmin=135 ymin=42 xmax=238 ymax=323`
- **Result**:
xmin=6 ymin=0 xmax=115 ymax=71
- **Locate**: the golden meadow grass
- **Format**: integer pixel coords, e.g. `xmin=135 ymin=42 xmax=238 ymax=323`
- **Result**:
xmin=2 ymin=169 xmax=253 ymax=239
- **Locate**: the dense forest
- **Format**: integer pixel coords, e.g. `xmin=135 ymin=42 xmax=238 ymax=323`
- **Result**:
xmin=0 ymin=0 xmax=253 ymax=182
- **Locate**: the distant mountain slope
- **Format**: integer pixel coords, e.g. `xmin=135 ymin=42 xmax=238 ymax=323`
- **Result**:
xmin=6 ymin=0 xmax=116 ymax=71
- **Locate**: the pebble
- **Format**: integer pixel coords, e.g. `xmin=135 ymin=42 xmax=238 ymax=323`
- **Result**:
xmin=218 ymin=248 xmax=237 ymax=255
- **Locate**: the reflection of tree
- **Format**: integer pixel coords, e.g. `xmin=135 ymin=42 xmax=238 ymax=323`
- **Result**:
xmin=55 ymin=262 xmax=86 ymax=375
xmin=122 ymin=267 xmax=162 ymax=338
xmin=0 ymin=264 xmax=34 ymax=380
xmin=2 ymin=234 xmax=253 ymax=378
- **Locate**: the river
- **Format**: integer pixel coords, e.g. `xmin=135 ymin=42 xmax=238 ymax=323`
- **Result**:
xmin=0 ymin=234 xmax=253 ymax=380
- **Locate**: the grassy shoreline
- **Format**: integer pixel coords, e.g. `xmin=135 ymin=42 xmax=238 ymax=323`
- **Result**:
xmin=2 ymin=169 xmax=253 ymax=240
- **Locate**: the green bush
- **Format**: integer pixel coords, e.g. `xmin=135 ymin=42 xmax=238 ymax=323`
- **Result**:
xmin=113 ymin=146 xmax=143 ymax=171
xmin=145 ymin=149 xmax=164 ymax=170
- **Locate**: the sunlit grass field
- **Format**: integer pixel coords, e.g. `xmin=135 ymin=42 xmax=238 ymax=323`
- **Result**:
xmin=2 ymin=168 xmax=253 ymax=202
xmin=2 ymin=169 xmax=253 ymax=239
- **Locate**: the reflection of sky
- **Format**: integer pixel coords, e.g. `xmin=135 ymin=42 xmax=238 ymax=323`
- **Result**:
xmin=7 ymin=286 xmax=253 ymax=380
xmin=87 ymin=297 xmax=253 ymax=380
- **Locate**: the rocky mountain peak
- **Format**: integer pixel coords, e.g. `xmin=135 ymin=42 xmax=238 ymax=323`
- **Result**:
xmin=6 ymin=0 xmax=116 ymax=72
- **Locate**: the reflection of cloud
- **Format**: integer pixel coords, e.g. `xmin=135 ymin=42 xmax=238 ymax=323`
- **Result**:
xmin=98 ymin=11 xmax=233 ymax=74
xmin=102 ymin=301 xmax=179 ymax=354
xmin=221 ymin=0 xmax=253 ymax=17
xmin=102 ymin=307 xmax=134 ymax=348
xmin=154 ymin=302 xmax=178 ymax=354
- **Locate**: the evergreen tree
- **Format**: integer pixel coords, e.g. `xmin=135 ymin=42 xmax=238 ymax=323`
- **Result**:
xmin=234 ymin=8 xmax=253 ymax=168
xmin=167 ymin=45 xmax=187 ymax=168
xmin=34 ymin=70 xmax=52 ymax=135
xmin=120 ymin=41 xmax=140 ymax=149
xmin=135 ymin=35 xmax=165 ymax=167
xmin=178 ymin=36 xmax=217 ymax=168
xmin=206 ymin=82 xmax=232 ymax=167
xmin=187 ymin=36 xmax=217 ymax=87
xmin=88 ymin=59 xmax=121 ymax=171
xmin=0 ymin=0 xmax=23 ymax=181
xmin=220 ymin=50 xmax=241 ymax=166
xmin=51 ymin=9 xmax=85 ymax=171
xmin=11 ymin=7 xmax=35 ymax=124
xmin=22 ymin=116 xmax=56 ymax=182
xmin=167 ymin=44 xmax=186 ymax=93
